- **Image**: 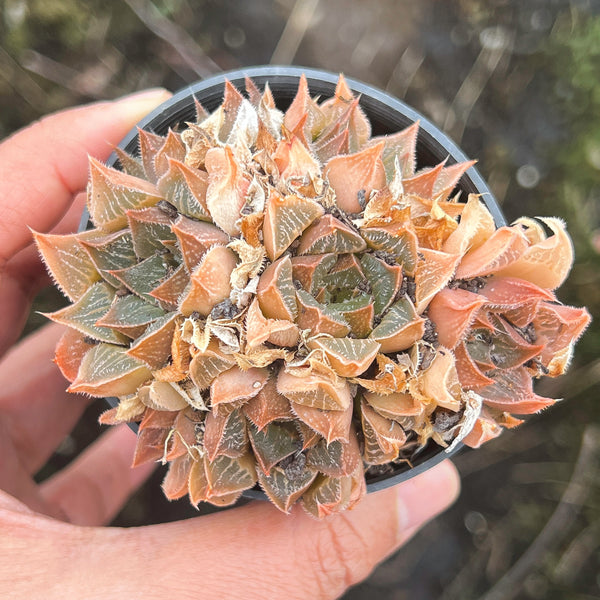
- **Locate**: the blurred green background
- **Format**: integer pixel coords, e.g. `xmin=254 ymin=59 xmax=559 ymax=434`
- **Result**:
xmin=1 ymin=0 xmax=599 ymax=598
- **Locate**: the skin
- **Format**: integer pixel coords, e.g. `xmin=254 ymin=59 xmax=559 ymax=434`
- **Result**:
xmin=0 ymin=89 xmax=460 ymax=600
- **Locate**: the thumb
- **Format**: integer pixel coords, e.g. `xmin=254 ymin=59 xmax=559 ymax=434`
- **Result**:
xmin=96 ymin=460 xmax=460 ymax=600
xmin=0 ymin=87 xmax=172 ymax=267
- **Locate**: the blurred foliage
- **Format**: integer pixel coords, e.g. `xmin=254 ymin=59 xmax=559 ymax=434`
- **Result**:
xmin=1 ymin=1 xmax=599 ymax=599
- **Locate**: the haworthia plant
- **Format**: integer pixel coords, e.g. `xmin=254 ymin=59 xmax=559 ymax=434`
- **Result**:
xmin=35 ymin=74 xmax=590 ymax=518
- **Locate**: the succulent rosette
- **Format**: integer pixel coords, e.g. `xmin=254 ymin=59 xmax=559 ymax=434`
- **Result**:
xmin=34 ymin=74 xmax=590 ymax=517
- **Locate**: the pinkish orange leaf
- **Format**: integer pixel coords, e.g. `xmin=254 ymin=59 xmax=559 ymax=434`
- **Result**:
xmin=428 ymin=288 xmax=486 ymax=348
xmin=243 ymin=377 xmax=294 ymax=430
xmin=205 ymin=146 xmax=250 ymax=235
xmin=33 ymin=230 xmax=101 ymax=301
xmin=179 ymin=245 xmax=236 ymax=317
xmin=456 ymin=226 xmax=530 ymax=280
xmin=171 ymin=216 xmax=229 ymax=273
xmin=256 ymin=255 xmax=298 ymax=321
xmin=325 ymin=142 xmax=386 ymax=213
xmin=278 ymin=368 xmax=352 ymax=411
xmin=210 ymin=366 xmax=269 ymax=409
xmin=290 ymin=401 xmax=352 ymax=444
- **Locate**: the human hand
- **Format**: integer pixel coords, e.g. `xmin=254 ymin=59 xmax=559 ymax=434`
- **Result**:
xmin=0 ymin=92 xmax=460 ymax=600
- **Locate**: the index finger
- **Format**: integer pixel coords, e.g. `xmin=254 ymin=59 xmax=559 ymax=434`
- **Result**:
xmin=0 ymin=88 xmax=171 ymax=269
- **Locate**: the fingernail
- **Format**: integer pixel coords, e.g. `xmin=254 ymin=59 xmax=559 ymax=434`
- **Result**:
xmin=395 ymin=461 xmax=460 ymax=542
xmin=114 ymin=88 xmax=172 ymax=121
xmin=116 ymin=87 xmax=172 ymax=102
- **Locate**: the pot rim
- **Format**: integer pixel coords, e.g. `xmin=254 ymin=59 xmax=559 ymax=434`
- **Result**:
xmin=88 ymin=65 xmax=506 ymax=495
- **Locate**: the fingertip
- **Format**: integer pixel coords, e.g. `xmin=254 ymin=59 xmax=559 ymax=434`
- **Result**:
xmin=113 ymin=88 xmax=173 ymax=124
xmin=394 ymin=460 xmax=460 ymax=537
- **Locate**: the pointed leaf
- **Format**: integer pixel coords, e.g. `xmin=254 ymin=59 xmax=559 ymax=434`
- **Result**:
xmin=205 ymin=146 xmax=250 ymax=235
xmin=370 ymin=297 xmax=425 ymax=353
xmin=44 ymin=282 xmax=127 ymax=344
xmin=179 ymin=245 xmax=236 ymax=317
xmin=256 ymin=255 xmax=298 ymax=320
xmin=325 ymin=142 xmax=386 ymax=213
xmin=97 ymin=293 xmax=165 ymax=335
xmin=277 ymin=368 xmax=352 ymax=411
xmin=291 ymin=253 xmax=336 ymax=293
xmin=162 ymin=454 xmax=193 ymax=500
xmin=210 ymin=366 xmax=269 ymax=409
xmin=204 ymin=408 xmax=248 ymax=460
xmin=249 ymin=421 xmax=301 ymax=475
xmin=456 ymin=226 xmax=530 ymax=280
xmin=137 ymin=128 xmax=166 ymax=183
xmin=79 ymin=230 xmax=137 ymax=287
xmin=297 ymin=214 xmax=366 ymax=255
xmin=109 ymin=253 xmax=172 ymax=302
xmin=243 ymin=377 xmax=294 ymax=430
xmin=154 ymin=129 xmax=185 ymax=178
xmin=328 ymin=295 xmax=375 ymax=338
xmin=427 ymin=287 xmax=486 ymax=348
xmin=301 ymin=473 xmax=353 ymax=518
xmin=479 ymin=367 xmax=555 ymax=414
xmin=33 ymin=230 xmax=101 ymax=301
xmin=364 ymin=390 xmax=424 ymax=419
xmin=420 ymin=349 xmax=462 ymax=411
xmin=54 ymin=328 xmax=97 ymax=383
xmin=69 ymin=343 xmax=151 ymax=397
xmin=414 ymin=248 xmax=460 ymax=313
xmin=126 ymin=206 xmax=176 ymax=258
xmin=157 ymin=158 xmax=210 ymax=220
xmin=307 ymin=337 xmax=380 ymax=378
xmin=257 ymin=465 xmax=317 ymax=513
xmin=87 ymin=157 xmax=162 ymax=231
xmin=360 ymin=253 xmax=403 ymax=315
xmin=149 ymin=264 xmax=190 ymax=306
xmin=171 ymin=215 xmax=229 ymax=272
xmin=290 ymin=401 xmax=352 ymax=444
xmin=263 ymin=191 xmax=324 ymax=260
xmin=360 ymin=225 xmax=418 ymax=276
xmin=127 ymin=312 xmax=178 ymax=368
xmin=306 ymin=432 xmax=361 ymax=477
xmin=495 ymin=218 xmax=574 ymax=290
xmin=296 ymin=289 xmax=351 ymax=337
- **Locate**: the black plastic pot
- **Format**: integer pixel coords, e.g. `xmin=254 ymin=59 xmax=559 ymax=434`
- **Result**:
xmin=86 ymin=66 xmax=506 ymax=496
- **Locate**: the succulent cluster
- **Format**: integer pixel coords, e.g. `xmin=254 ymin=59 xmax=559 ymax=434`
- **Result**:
xmin=35 ymin=75 xmax=590 ymax=517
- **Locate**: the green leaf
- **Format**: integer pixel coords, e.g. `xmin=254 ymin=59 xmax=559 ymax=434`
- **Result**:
xmin=205 ymin=453 xmax=257 ymax=497
xmin=44 ymin=282 xmax=126 ymax=345
xmin=204 ymin=408 xmax=248 ymax=461
xmin=80 ymin=230 xmax=137 ymax=288
xmin=110 ymin=254 xmax=173 ymax=302
xmin=361 ymin=228 xmax=417 ymax=275
xmin=157 ymin=158 xmax=210 ymax=220
xmin=127 ymin=207 xmax=177 ymax=259
xmin=360 ymin=254 xmax=402 ymax=315
xmin=98 ymin=293 xmax=165 ymax=329
xmin=257 ymin=465 xmax=317 ymax=513
xmin=248 ymin=421 xmax=301 ymax=475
